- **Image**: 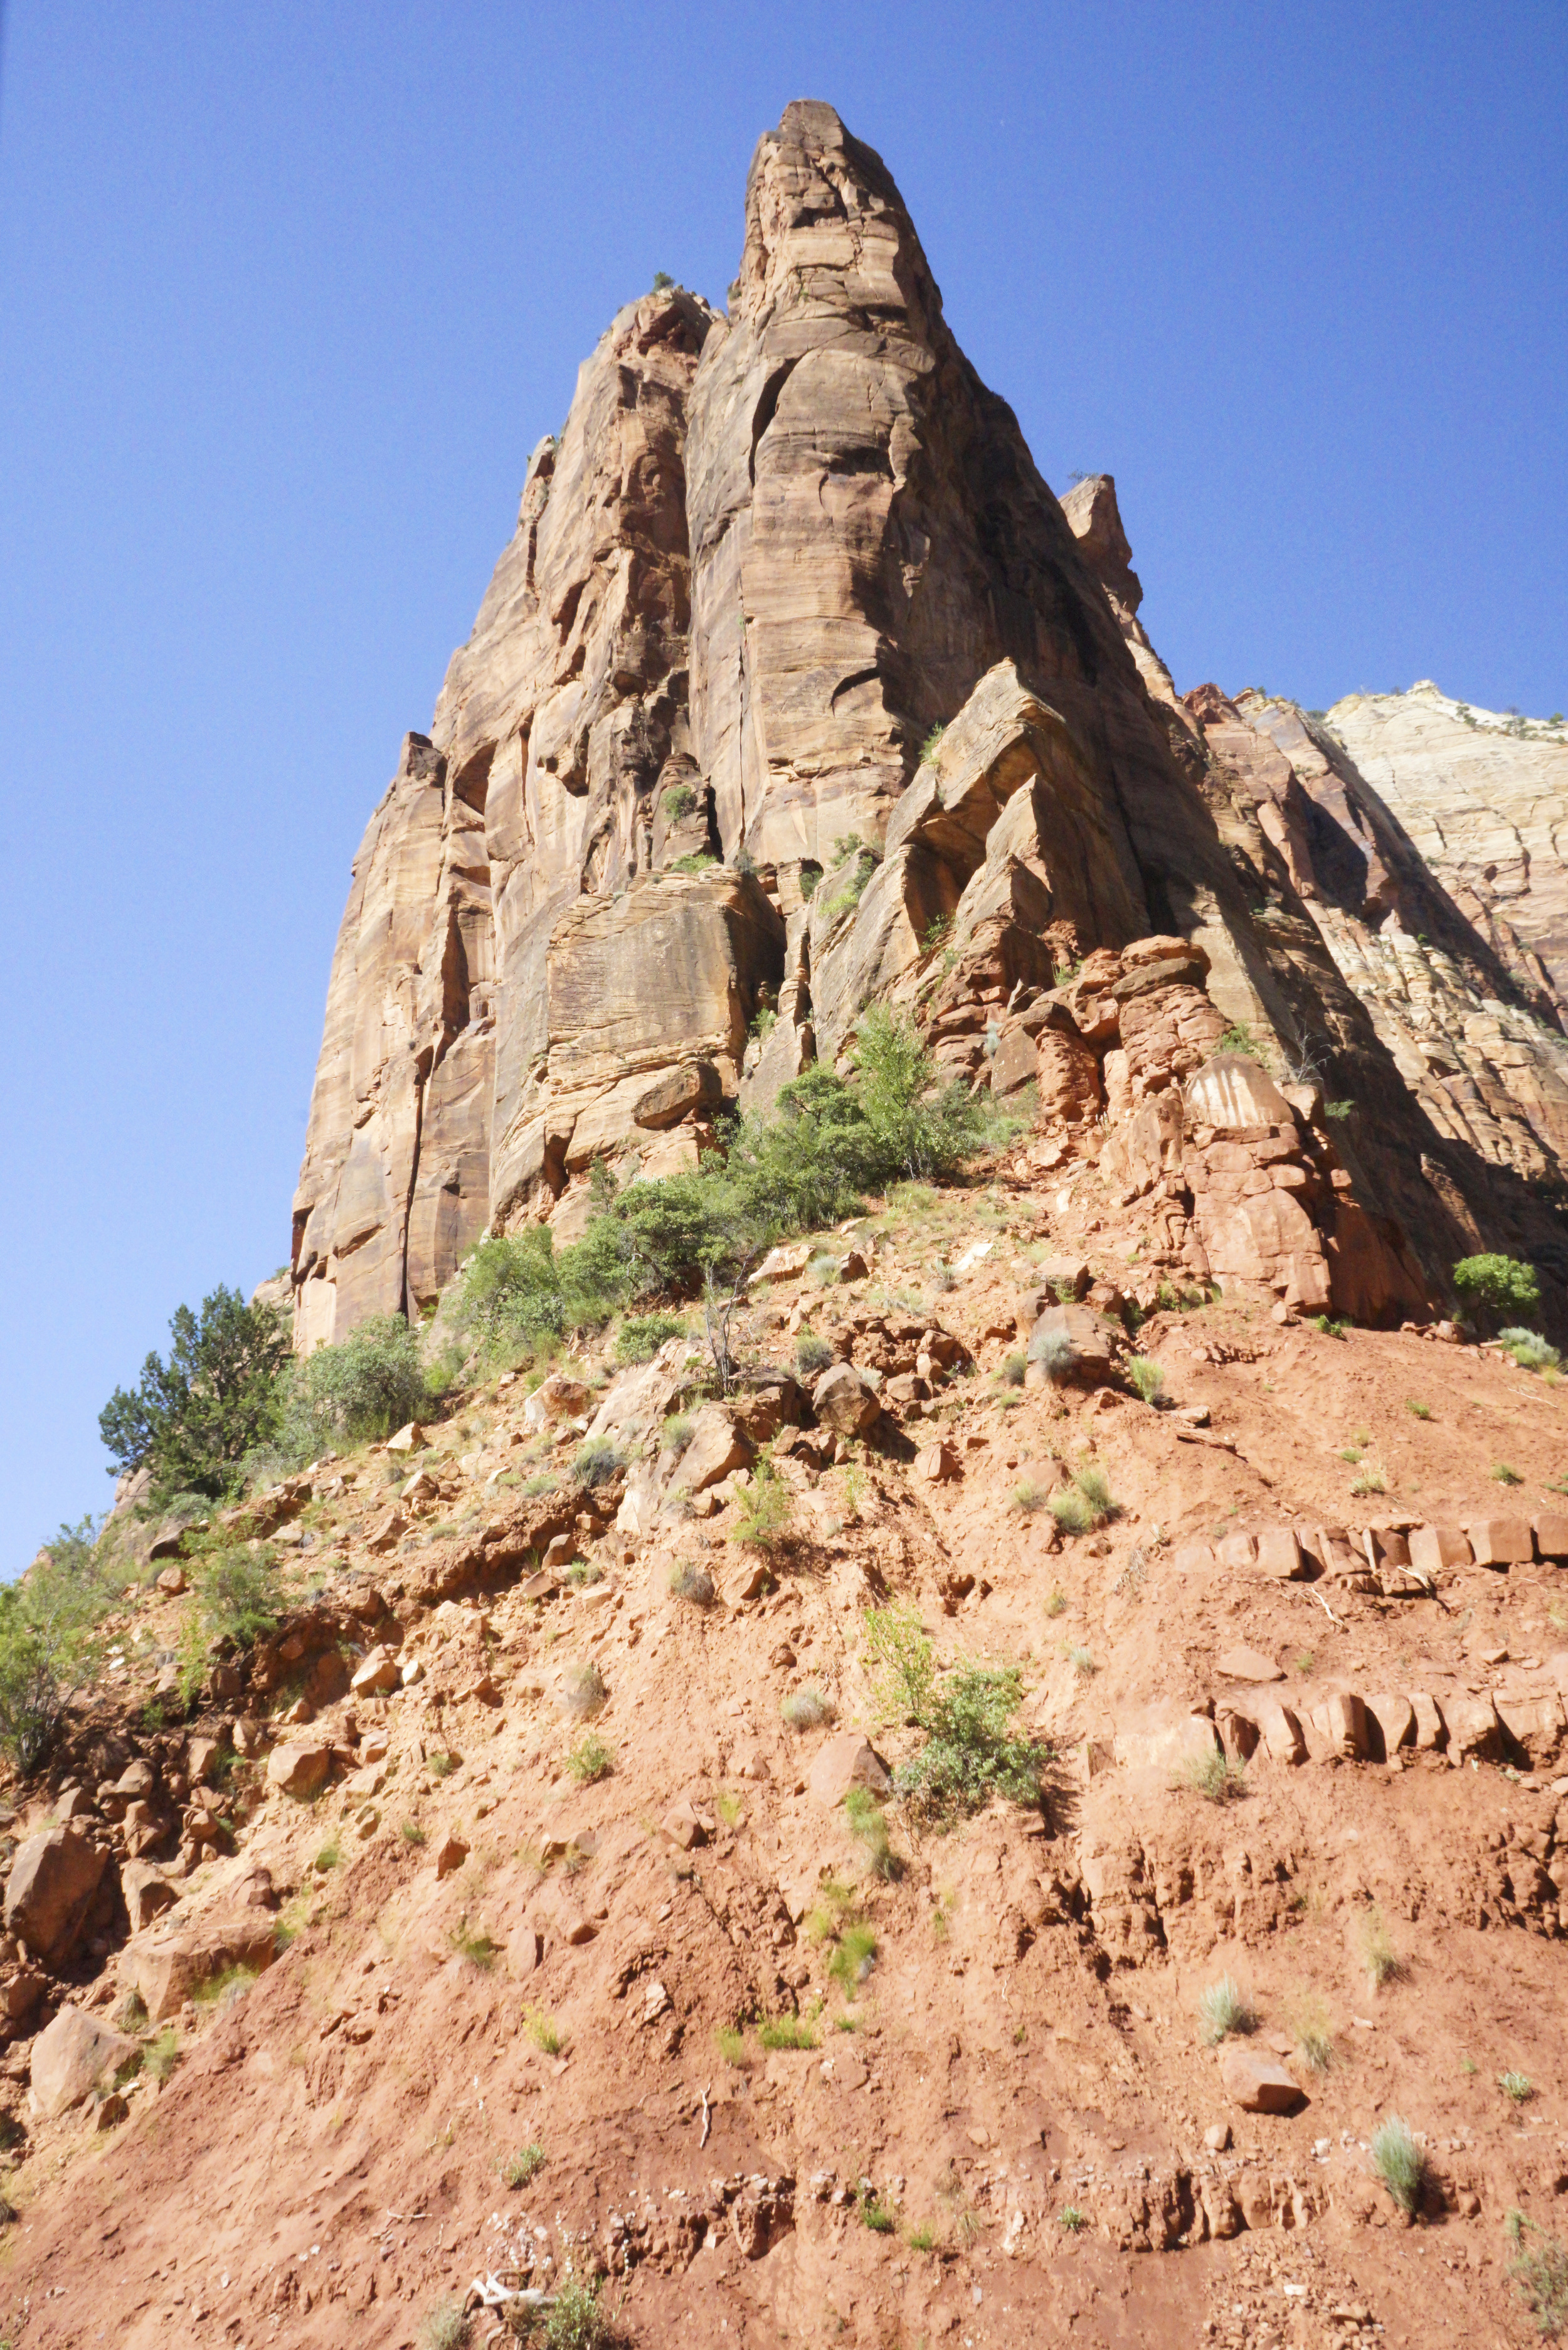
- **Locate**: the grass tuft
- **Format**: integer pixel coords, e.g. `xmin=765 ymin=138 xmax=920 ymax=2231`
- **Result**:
xmin=1177 ymin=1746 xmax=1247 ymax=1803
xmin=501 ymin=2143 xmax=546 ymax=2189
xmin=522 ymin=2006 xmax=561 ymax=2056
xmin=1500 ymin=2070 xmax=1534 ymax=2104
xmin=668 ymin=1559 xmax=715 ymax=1607
xmin=1197 ymin=1974 xmax=1255 ymax=2046
xmin=566 ymin=1732 xmax=613 ymax=1785
xmin=758 ymin=2014 xmax=817 ymax=2050
xmin=1370 ymin=2115 xmax=1424 ymax=2214
xmin=1126 ymin=1356 xmax=1165 ymax=1405
xmin=1507 ymin=2209 xmax=1568 ymax=2337
xmin=781 ymin=1686 xmax=834 ymax=1731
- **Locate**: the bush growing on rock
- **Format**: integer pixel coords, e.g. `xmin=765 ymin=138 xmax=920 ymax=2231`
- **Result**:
xmin=613 ymin=1314 xmax=686 ymax=1363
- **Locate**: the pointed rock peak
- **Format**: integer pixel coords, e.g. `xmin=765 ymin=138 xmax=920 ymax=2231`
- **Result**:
xmin=1060 ymin=473 xmax=1142 ymax=614
xmin=731 ymin=99 xmax=938 ymax=332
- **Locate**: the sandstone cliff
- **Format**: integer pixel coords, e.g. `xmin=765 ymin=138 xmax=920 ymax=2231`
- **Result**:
xmin=291 ymin=102 xmax=1568 ymax=1348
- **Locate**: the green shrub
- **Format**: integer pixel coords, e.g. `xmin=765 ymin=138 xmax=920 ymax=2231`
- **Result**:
xmin=795 ymin=1332 xmax=834 ymax=1376
xmin=1216 ymin=1021 xmax=1265 ymax=1058
xmin=670 ymin=851 xmax=718 ymax=874
xmin=566 ymin=1733 xmax=613 ymax=1785
xmin=420 ymin=2295 xmax=471 ymax=2350
xmin=1370 ymin=2116 xmax=1424 ymax=2214
xmin=501 ymin=2143 xmax=546 ymax=2188
xmin=615 ymin=1314 xmax=686 ymax=1363
xmin=781 ymin=1687 xmax=834 ymax=1730
xmin=1507 ymin=2209 xmax=1568 ymax=2337
xmin=1492 ymin=1462 xmax=1523 ymax=1486
xmin=0 ymin=1529 xmax=117 ymax=1775
xmin=920 ymin=721 xmax=946 ymax=763
xmin=714 ymin=2024 xmax=746 ymax=2065
xmin=1197 ymin=1975 xmax=1254 ymax=2045
xmin=999 ymin=1351 xmax=1027 ymax=1387
xmin=99 ymin=1285 xmax=290 ymax=1505
xmin=189 ymin=1541 xmax=280 ymax=1650
xmin=730 ymin=1460 xmax=790 ymax=1547
xmin=661 ymin=783 xmax=698 ymax=821
xmin=844 ymin=1785 xmax=896 ymax=1879
xmin=281 ymin=1314 xmax=432 ymax=1454
xmin=758 ymin=2014 xmax=817 ymax=2050
xmin=522 ymin=2006 xmax=561 ymax=2055
xmin=1311 ymin=1314 xmax=1350 ymax=1338
xmin=539 ymin=2278 xmax=617 ymax=2350
xmin=862 ymin=1607 xmax=938 ymax=1725
xmin=1058 ymin=2204 xmax=1088 ymax=2233
xmin=894 ymin=1661 xmax=1045 ymax=1826
xmin=1127 ymin=1356 xmax=1165 ymax=1406
xmin=561 ymin=1662 xmax=606 ymax=1719
xmin=450 ymin=1919 xmax=499 ymax=1969
xmin=1013 ymin=1479 xmax=1048 ymax=1514
xmin=571 ymin=1438 xmax=622 ymax=1489
xmin=1325 ymin=1098 xmax=1355 ymax=1120
xmin=1406 ymin=1399 xmax=1433 ymax=1419
xmin=1500 ymin=1327 xmax=1561 ymax=1372
xmin=564 ymin=1559 xmax=602 ymax=1588
xmin=1177 ymin=1746 xmax=1247 ymax=1804
xmin=1453 ymin=1253 xmax=1540 ymax=1331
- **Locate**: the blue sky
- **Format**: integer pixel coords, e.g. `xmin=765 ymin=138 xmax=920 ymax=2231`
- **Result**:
xmin=1 ymin=1 xmax=1564 ymax=1566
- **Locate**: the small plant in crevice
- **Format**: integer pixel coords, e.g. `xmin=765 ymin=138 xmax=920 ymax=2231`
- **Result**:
xmin=1058 ymin=2204 xmax=1088 ymax=2233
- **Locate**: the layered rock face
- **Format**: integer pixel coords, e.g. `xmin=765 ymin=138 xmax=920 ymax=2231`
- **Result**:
xmin=292 ymin=100 xmax=1568 ymax=1346
xmin=1326 ymin=683 xmax=1568 ymax=1026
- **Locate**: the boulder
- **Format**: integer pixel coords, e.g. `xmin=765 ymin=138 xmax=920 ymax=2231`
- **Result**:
xmin=351 ymin=1647 xmax=401 ymax=1696
xmin=267 ymin=1745 xmax=332 ymax=1800
xmin=1364 ymin=1694 xmax=1416 ymax=1759
xmin=1444 ymin=1693 xmax=1502 ymax=1761
xmin=811 ymin=1363 xmax=881 ymax=1437
xmin=751 ymin=1242 xmax=814 ymax=1286
xmin=1465 ymin=1518 xmax=1534 ymax=1568
xmin=4 ymin=1827 xmax=107 ymax=1965
xmin=660 ymin=1801 xmax=712 ymax=1851
xmin=435 ymin=1832 xmax=470 ymax=1880
xmin=807 ymin=1734 xmax=893 ymax=1809
xmin=1219 ymin=2045 xmax=1303 ymax=2114
xmin=1307 ymin=1692 xmax=1371 ymax=1760
xmin=1532 ymin=1514 xmax=1568 ymax=1563
xmin=120 ymin=1912 xmax=278 ymax=2023
xmin=1254 ymin=1527 xmax=1306 ymax=1580
xmin=674 ymin=1406 xmax=753 ymax=1496
xmin=1495 ymin=1693 xmax=1565 ymax=1763
xmin=916 ymin=1442 xmax=960 ymax=1483
xmin=1251 ymin=1697 xmax=1308 ymax=1766
xmin=523 ymin=1374 xmax=593 ymax=1432
xmin=1409 ymin=1691 xmax=1446 ymax=1750
xmin=1407 ymin=1523 xmax=1471 ymax=1575
xmin=1216 ymin=1647 xmax=1283 ymax=1684
xmin=121 ymin=1861 xmax=179 ymax=1933
xmin=1114 ymin=1709 xmax=1221 ymax=1774
xmin=155 ymin=1564 xmax=187 ymax=1596
xmin=29 ymin=2007 xmax=140 ymax=2120
xmin=386 ymin=1423 xmax=426 ymax=1453
xmin=1026 ymin=1303 xmax=1121 ymax=1386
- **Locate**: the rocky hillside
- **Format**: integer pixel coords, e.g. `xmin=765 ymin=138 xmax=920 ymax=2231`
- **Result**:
xmin=6 ymin=94 xmax=1568 ymax=2350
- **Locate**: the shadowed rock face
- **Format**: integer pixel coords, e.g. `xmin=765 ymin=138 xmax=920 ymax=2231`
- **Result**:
xmin=291 ymin=101 xmax=1568 ymax=1349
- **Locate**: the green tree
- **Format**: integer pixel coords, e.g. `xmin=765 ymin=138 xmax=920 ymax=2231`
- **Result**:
xmin=0 ymin=1531 xmax=115 ymax=1775
xmin=99 ymin=1286 xmax=289 ymax=1504
xmin=281 ymin=1314 xmax=430 ymax=1450
xmin=1452 ymin=1253 xmax=1541 ymax=1333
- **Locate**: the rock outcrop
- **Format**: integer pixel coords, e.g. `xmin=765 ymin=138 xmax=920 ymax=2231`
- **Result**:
xmin=290 ymin=102 xmax=1568 ymax=1347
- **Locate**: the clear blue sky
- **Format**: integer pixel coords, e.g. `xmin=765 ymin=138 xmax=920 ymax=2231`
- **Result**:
xmin=2 ymin=1 xmax=1564 ymax=1568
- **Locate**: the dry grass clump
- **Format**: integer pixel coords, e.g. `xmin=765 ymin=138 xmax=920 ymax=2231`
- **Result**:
xmin=1197 ymin=1974 xmax=1255 ymax=2046
xmin=781 ymin=1686 xmax=834 ymax=1731
xmin=1370 ymin=2115 xmax=1424 ymax=2214
xmin=560 ymin=1661 xmax=607 ymax=1718
xmin=668 ymin=1559 xmax=715 ymax=1607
